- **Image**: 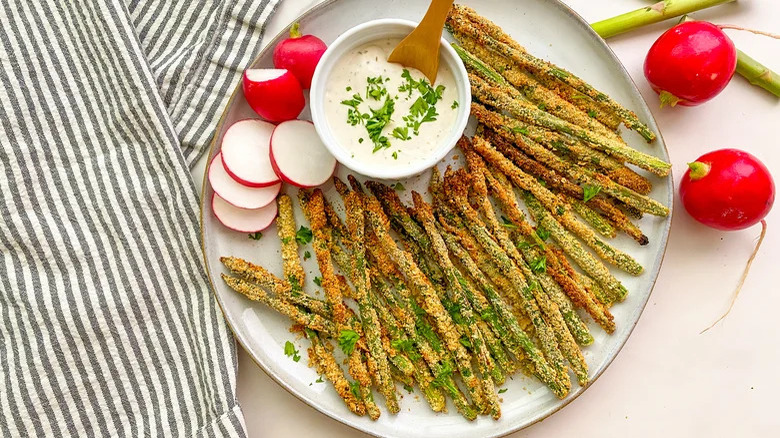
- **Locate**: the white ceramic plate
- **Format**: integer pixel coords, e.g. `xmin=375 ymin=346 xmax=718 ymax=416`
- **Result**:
xmin=200 ymin=1 xmax=673 ymax=437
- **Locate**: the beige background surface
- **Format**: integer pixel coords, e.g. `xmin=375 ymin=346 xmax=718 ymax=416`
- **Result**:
xmin=192 ymin=1 xmax=780 ymax=436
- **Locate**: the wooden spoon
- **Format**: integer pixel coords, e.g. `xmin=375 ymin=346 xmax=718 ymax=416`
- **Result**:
xmin=387 ymin=0 xmax=455 ymax=83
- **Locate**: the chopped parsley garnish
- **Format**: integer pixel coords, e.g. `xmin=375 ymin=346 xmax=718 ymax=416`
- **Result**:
xmin=281 ymin=237 xmax=291 ymax=244
xmin=391 ymin=182 xmax=405 ymax=191
xmin=295 ymin=226 xmax=313 ymax=245
xmin=391 ymin=339 xmax=413 ymax=353
xmin=588 ymin=110 xmax=597 ymax=118
xmin=537 ymin=102 xmax=547 ymax=111
xmin=303 ymin=250 xmax=311 ymax=261
xmin=498 ymin=388 xmax=508 ymax=394
xmin=556 ymin=205 xmax=565 ymax=215
xmin=338 ymin=329 xmax=360 ymax=356
xmin=349 ymin=381 xmax=361 ymax=398
xmin=501 ymin=216 xmax=517 ymax=229
xmin=530 ymin=256 xmax=547 ymax=274
xmin=346 ymin=86 xmax=352 ymax=91
xmin=535 ymin=227 xmax=550 ymax=241
xmin=511 ymin=126 xmax=528 ymax=135
xmin=313 ymin=276 xmax=322 ymax=287
xmin=288 ymin=275 xmax=302 ymax=292
xmin=392 ymin=151 xmax=398 ymax=160
xmin=430 ymin=361 xmax=457 ymax=394
xmin=403 ymin=384 xmax=414 ymax=393
xmin=392 ymin=126 xmax=411 ymax=141
xmin=284 ymin=341 xmax=301 ymax=362
xmin=248 ymin=232 xmax=263 ymax=240
xmin=366 ymin=75 xmax=388 ymax=100
xmin=583 ymin=185 xmax=601 ymax=202
xmin=451 ymin=100 xmax=459 ymax=109
xmin=366 ymin=96 xmax=395 ymax=152
xmin=316 ymin=376 xmax=324 ymax=383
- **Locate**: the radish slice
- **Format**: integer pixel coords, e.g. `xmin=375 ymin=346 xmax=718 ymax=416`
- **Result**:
xmin=212 ymin=193 xmax=278 ymax=233
xmin=209 ymin=153 xmax=281 ymax=210
xmin=270 ymin=120 xmax=337 ymax=188
xmin=221 ymin=119 xmax=279 ymax=188
xmin=243 ymin=69 xmax=305 ymax=122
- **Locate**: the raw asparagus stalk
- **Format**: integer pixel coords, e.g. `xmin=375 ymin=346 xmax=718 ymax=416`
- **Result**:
xmin=447 ymin=5 xmax=656 ymax=142
xmin=591 ymin=0 xmax=736 ymax=38
xmin=735 ymin=49 xmax=780 ymax=97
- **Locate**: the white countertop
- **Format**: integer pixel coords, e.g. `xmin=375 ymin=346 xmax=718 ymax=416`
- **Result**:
xmin=193 ymin=1 xmax=780 ymax=436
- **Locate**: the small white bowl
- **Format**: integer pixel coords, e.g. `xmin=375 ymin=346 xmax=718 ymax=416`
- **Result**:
xmin=309 ymin=19 xmax=471 ymax=180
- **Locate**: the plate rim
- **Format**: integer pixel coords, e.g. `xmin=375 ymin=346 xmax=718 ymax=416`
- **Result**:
xmin=199 ymin=1 xmax=675 ymax=436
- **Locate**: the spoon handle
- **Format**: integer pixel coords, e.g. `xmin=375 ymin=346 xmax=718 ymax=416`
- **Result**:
xmin=417 ymin=0 xmax=455 ymax=36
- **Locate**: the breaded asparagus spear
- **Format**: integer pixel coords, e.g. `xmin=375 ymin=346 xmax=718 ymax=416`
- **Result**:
xmin=479 ymin=168 xmax=616 ymax=332
xmin=368 ymin=278 xmax=446 ymax=412
xmin=471 ymin=104 xmax=667 ymax=217
xmin=471 ymin=103 xmax=652 ymax=196
xmin=364 ymin=195 xmax=489 ymax=414
xmin=302 ymin=190 xmax=381 ymax=420
xmin=219 ymin=271 xmax=337 ymax=337
xmin=462 ymin=146 xmax=594 ymax=347
xmin=305 ymin=329 xmax=367 ymax=416
xmin=469 ymin=74 xmax=670 ymax=177
xmin=481 ymin=128 xmax=647 ymax=244
xmin=342 ymin=185 xmax=400 ymax=413
xmin=443 ymin=168 xmax=588 ymax=386
xmin=220 ymin=255 xmax=331 ymax=317
xmin=411 ymin=192 xmax=502 ymax=418
xmin=566 ymin=195 xmax=617 ymax=239
xmin=472 ymin=135 xmax=644 ymax=276
xmin=450 ymin=40 xmax=622 ymax=133
xmin=447 ymin=4 xmax=656 ymax=142
xmin=277 ymin=195 xmax=306 ymax=290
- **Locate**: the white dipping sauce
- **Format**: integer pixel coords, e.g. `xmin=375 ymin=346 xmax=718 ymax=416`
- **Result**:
xmin=324 ymin=38 xmax=459 ymax=169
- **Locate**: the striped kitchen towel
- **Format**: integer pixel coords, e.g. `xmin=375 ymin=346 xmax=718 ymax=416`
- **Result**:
xmin=0 ymin=0 xmax=279 ymax=436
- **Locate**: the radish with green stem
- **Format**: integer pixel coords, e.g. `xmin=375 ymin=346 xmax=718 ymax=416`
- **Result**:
xmin=644 ymin=21 xmax=737 ymax=107
xmin=273 ymin=23 xmax=327 ymax=89
xmin=680 ymin=149 xmax=775 ymax=332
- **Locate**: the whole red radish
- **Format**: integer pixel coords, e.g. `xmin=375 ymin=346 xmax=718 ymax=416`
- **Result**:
xmin=680 ymin=149 xmax=774 ymax=231
xmin=644 ymin=21 xmax=737 ymax=107
xmin=681 ymin=149 xmax=774 ymax=333
xmin=273 ymin=23 xmax=327 ymax=89
xmin=243 ymin=69 xmax=305 ymax=122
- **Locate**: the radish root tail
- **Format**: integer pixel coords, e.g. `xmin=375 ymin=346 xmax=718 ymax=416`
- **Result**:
xmin=718 ymin=25 xmax=780 ymax=40
xmin=700 ymin=219 xmax=768 ymax=334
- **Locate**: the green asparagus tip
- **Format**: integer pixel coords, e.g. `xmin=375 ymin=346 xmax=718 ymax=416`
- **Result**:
xmin=687 ymin=161 xmax=711 ymax=180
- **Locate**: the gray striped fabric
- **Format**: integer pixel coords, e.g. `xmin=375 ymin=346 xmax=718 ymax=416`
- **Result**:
xmin=128 ymin=0 xmax=282 ymax=167
xmin=0 ymin=0 xmax=278 ymax=436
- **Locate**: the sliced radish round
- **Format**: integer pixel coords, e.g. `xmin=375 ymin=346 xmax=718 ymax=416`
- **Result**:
xmin=221 ymin=119 xmax=279 ymax=188
xmin=209 ymin=153 xmax=281 ymax=210
xmin=243 ymin=69 xmax=305 ymax=122
xmin=270 ymin=120 xmax=337 ymax=188
xmin=212 ymin=193 xmax=278 ymax=233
